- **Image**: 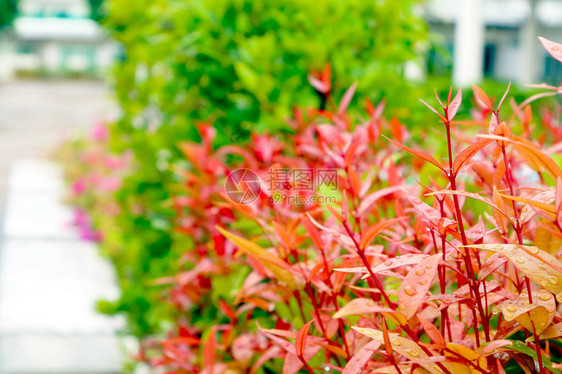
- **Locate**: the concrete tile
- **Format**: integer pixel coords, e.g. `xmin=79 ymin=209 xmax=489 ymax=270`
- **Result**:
xmin=2 ymin=191 xmax=76 ymax=240
xmin=0 ymin=334 xmax=122 ymax=373
xmin=0 ymin=240 xmax=123 ymax=334
xmin=8 ymin=160 xmax=64 ymax=194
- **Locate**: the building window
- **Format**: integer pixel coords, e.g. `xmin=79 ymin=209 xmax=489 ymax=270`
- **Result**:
xmin=17 ymin=43 xmax=36 ymax=55
xmin=544 ymin=55 xmax=562 ymax=86
xmin=483 ymin=43 xmax=496 ymax=77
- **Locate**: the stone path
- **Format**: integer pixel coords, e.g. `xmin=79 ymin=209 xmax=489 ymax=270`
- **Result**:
xmin=0 ymin=80 xmax=122 ymax=373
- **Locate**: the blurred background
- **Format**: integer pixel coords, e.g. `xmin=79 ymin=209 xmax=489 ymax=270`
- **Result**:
xmin=0 ymin=0 xmax=560 ymax=373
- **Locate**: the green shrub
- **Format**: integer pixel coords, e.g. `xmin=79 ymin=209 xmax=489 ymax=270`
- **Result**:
xmin=94 ymin=0 xmax=429 ymax=337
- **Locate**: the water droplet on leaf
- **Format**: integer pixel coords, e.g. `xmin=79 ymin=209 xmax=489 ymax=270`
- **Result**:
xmin=407 ymin=349 xmax=420 ymax=358
xmin=404 ymin=285 xmax=417 ymax=296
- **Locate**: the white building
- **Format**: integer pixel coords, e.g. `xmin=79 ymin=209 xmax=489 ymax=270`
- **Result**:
xmin=0 ymin=0 xmax=117 ymax=79
xmin=426 ymin=0 xmax=562 ymax=86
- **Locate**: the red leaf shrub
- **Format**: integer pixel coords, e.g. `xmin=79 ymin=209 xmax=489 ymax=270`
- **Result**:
xmin=135 ymin=37 xmax=562 ymax=373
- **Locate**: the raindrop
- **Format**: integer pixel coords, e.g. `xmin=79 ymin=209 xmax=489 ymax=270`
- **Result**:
xmin=384 ymin=260 xmax=393 ymax=266
xmin=391 ymin=339 xmax=400 ymax=346
xmin=539 ymin=292 xmax=553 ymax=301
xmin=506 ymin=304 xmax=517 ymax=312
xmin=541 ymin=281 xmax=549 ymax=288
xmin=415 ymin=268 xmax=425 ymax=276
xmin=404 ymin=285 xmax=417 ymax=296
xmin=549 ymin=276 xmax=559 ymax=285
xmin=504 ymin=312 xmax=514 ymax=319
xmin=556 ymin=293 xmax=562 ymax=303
xmin=516 ymin=258 xmax=525 ymax=264
xmin=407 ymin=349 xmax=420 ymax=358
xmin=418 ymin=279 xmax=428 ymax=286
xmin=529 ymin=247 xmax=539 ymax=254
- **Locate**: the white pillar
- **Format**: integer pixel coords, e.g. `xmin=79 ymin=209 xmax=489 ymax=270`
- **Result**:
xmin=519 ymin=0 xmax=538 ymax=84
xmin=453 ymin=0 xmax=485 ymax=86
xmin=42 ymin=41 xmax=59 ymax=72
xmin=97 ymin=42 xmax=115 ymax=71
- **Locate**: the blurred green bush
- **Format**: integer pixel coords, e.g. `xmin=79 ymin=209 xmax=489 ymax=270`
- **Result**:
xmin=93 ymin=0 xmax=430 ymax=337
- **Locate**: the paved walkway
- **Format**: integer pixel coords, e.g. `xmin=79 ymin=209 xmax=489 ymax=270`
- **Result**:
xmin=0 ymin=80 xmax=122 ymax=373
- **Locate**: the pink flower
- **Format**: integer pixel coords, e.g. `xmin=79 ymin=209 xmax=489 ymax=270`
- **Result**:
xmin=91 ymin=123 xmax=109 ymax=141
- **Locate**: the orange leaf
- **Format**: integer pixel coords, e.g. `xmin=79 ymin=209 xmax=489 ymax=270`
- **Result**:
xmin=536 ymin=322 xmax=562 ymax=340
xmin=295 ymin=320 xmax=314 ymax=358
xmin=472 ymin=85 xmax=493 ymax=110
xmin=333 ymin=298 xmax=407 ymax=325
xmin=352 ymin=327 xmax=443 ymax=374
xmin=418 ymin=315 xmax=445 ymax=348
xmin=492 ymin=186 xmax=509 ymax=233
xmin=500 ymin=289 xmax=555 ymax=335
xmin=453 ymin=138 xmax=492 ymax=174
xmin=419 ymin=98 xmax=446 ymax=123
xmin=467 ymin=244 xmax=562 ymax=294
xmin=383 ymin=135 xmax=444 ymax=172
xmin=216 ymin=226 xmax=301 ymax=290
xmin=499 ymin=192 xmax=556 ymax=217
xmin=447 ymin=87 xmax=462 ymax=120
xmin=479 ymin=134 xmax=562 ymax=179
xmin=359 ymin=217 xmax=406 ymax=250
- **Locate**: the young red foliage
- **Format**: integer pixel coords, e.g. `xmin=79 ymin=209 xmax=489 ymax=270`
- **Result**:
xmin=132 ymin=36 xmax=562 ymax=374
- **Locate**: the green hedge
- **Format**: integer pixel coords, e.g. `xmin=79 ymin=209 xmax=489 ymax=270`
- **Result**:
xmin=94 ymin=0 xmax=431 ymax=337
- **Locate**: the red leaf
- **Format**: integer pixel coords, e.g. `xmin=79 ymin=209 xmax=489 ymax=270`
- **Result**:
xmin=356 ymin=186 xmax=403 ymax=216
xmin=308 ymin=75 xmax=328 ymax=94
xmin=342 ymin=340 xmax=382 ymax=374
xmin=472 ymin=85 xmax=493 ymax=110
xmin=539 ymin=36 xmax=562 ymax=63
xmin=338 ymin=82 xmax=358 ymax=116
xmin=453 ymin=138 xmax=492 ymax=174
xmin=497 ymin=82 xmax=511 ymax=112
xmin=283 ymin=353 xmax=304 ymax=374
xmin=305 ymin=213 xmax=356 ymax=252
xmin=419 ymin=98 xmax=446 ymax=122
xmin=398 ymin=254 xmax=441 ymax=319
xmin=203 ymin=327 xmax=217 ymax=371
xmin=418 ymin=315 xmax=446 ymax=348
xmin=479 ymin=252 xmax=507 ymax=280
xmin=333 ymin=298 xmax=407 ymax=325
xmin=359 ymin=217 xmax=406 ymax=250
xmin=447 ymin=87 xmax=462 ymax=120
xmin=556 ymin=177 xmax=562 ymax=227
xmin=295 ymin=320 xmax=314 ymax=358
xmin=383 ymin=135 xmax=444 ymax=172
